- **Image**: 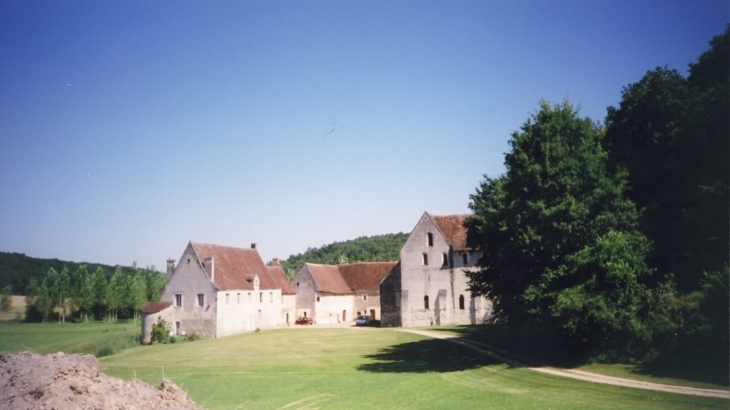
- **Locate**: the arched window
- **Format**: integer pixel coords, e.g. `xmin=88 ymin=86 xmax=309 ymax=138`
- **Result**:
xmin=422 ymin=253 xmax=428 ymax=265
xmin=459 ymin=295 xmax=465 ymax=310
xmin=424 ymin=295 xmax=429 ymax=309
xmin=427 ymin=232 xmax=433 ymax=247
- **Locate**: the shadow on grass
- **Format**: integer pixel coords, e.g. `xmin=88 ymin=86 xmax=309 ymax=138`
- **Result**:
xmin=632 ymin=335 xmax=729 ymax=387
xmin=421 ymin=325 xmax=729 ymax=387
xmin=357 ymin=336 xmax=503 ymax=373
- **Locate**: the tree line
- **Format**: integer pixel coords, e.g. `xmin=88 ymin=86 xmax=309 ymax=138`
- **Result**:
xmin=0 ymin=251 xmax=136 ymax=295
xmin=466 ymin=25 xmax=728 ymax=370
xmin=280 ymin=233 xmax=408 ymax=279
xmin=25 ymin=263 xmax=166 ymax=324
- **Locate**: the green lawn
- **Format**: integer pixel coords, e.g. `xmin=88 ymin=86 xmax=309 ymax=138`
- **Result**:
xmin=96 ymin=328 xmax=726 ymax=410
xmin=0 ymin=320 xmax=140 ymax=356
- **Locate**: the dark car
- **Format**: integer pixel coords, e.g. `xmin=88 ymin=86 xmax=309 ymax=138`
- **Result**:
xmin=295 ymin=317 xmax=313 ymax=325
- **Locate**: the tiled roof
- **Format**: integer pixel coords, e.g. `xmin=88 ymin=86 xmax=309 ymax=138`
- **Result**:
xmin=305 ymin=264 xmax=353 ymax=295
xmin=190 ymin=242 xmax=278 ymax=291
xmin=267 ymin=265 xmax=295 ymax=295
xmin=141 ymin=301 xmax=172 ymax=314
xmin=428 ymin=213 xmax=473 ymax=250
xmin=338 ymin=262 xmax=398 ymax=291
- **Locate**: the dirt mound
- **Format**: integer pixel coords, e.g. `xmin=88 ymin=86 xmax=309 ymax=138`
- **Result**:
xmin=0 ymin=351 xmax=203 ymax=410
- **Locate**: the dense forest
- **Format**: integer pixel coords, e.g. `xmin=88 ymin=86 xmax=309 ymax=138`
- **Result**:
xmin=466 ymin=26 xmax=728 ymax=375
xmin=279 ymin=233 xmax=408 ymax=279
xmin=0 ymin=251 xmax=140 ymax=295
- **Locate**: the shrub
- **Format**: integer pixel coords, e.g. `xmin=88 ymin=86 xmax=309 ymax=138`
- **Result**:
xmin=150 ymin=317 xmax=170 ymax=344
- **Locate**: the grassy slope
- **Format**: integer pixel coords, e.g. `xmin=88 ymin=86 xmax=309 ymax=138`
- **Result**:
xmin=98 ymin=328 xmax=726 ymax=410
xmin=0 ymin=321 xmax=140 ymax=356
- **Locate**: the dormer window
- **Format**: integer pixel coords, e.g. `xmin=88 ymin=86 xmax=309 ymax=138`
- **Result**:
xmin=427 ymin=232 xmax=433 ymax=247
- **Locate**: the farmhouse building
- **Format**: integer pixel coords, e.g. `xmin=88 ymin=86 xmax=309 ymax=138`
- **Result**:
xmin=292 ymin=262 xmax=397 ymax=324
xmin=380 ymin=212 xmax=492 ymax=327
xmin=141 ymin=242 xmax=290 ymax=343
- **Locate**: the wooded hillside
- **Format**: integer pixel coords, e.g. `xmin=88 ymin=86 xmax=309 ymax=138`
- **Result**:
xmin=0 ymin=252 xmax=138 ymax=295
xmin=279 ymin=233 xmax=408 ymax=279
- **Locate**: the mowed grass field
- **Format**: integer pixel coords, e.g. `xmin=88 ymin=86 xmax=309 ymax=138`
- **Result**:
xmin=92 ymin=327 xmax=726 ymax=410
xmin=0 ymin=320 xmax=140 ymax=356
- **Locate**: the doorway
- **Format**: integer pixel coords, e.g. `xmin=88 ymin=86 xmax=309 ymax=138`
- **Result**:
xmin=370 ymin=309 xmax=376 ymax=320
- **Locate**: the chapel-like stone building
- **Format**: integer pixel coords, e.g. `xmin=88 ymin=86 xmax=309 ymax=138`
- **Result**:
xmin=380 ymin=212 xmax=492 ymax=327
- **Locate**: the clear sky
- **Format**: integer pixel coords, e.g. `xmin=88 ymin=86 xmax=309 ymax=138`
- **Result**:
xmin=1 ymin=1 xmax=728 ymax=269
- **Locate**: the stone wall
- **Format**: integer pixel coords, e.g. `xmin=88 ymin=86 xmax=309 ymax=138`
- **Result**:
xmin=161 ymin=247 xmax=217 ymax=337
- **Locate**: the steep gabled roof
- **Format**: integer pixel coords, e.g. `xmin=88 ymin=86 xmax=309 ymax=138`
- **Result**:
xmin=305 ymin=263 xmax=353 ymax=295
xmin=190 ymin=242 xmax=278 ymax=291
xmin=267 ymin=262 xmax=295 ymax=295
xmin=338 ymin=262 xmax=398 ymax=291
xmin=427 ymin=213 xmax=473 ymax=251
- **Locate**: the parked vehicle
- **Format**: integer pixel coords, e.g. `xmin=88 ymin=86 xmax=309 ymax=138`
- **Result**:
xmin=295 ymin=317 xmax=313 ymax=325
xmin=355 ymin=315 xmax=371 ymax=326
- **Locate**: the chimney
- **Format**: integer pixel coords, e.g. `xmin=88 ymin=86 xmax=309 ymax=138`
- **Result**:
xmin=204 ymin=257 xmax=215 ymax=282
xmin=271 ymin=258 xmax=280 ymax=266
xmin=251 ymin=243 xmax=257 ymax=249
xmin=166 ymin=258 xmax=175 ymax=280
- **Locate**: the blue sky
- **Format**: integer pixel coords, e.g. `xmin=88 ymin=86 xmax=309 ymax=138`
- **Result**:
xmin=1 ymin=1 xmax=728 ymax=269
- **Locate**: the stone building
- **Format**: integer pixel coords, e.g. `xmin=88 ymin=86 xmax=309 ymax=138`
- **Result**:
xmin=141 ymin=242 xmax=290 ymax=343
xmin=380 ymin=212 xmax=492 ymax=327
xmin=292 ymin=262 xmax=397 ymax=324
xmin=266 ymin=258 xmax=297 ymax=326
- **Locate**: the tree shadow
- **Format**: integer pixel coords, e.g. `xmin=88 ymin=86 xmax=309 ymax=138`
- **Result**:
xmin=417 ymin=325 xmax=729 ymax=387
xmin=357 ymin=336 xmax=503 ymax=374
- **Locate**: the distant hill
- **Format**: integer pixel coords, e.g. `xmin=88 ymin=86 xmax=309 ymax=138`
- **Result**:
xmin=279 ymin=233 xmax=408 ymax=279
xmin=0 ymin=252 xmax=139 ymax=295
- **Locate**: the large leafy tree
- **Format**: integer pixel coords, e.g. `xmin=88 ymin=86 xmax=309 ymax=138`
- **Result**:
xmin=604 ymin=26 xmax=729 ymax=292
xmin=467 ymin=101 xmax=653 ymax=351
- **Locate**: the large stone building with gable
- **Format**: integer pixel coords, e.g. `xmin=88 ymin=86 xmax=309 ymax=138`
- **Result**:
xmin=380 ymin=212 xmax=492 ymax=327
xmin=292 ymin=262 xmax=398 ymax=324
xmin=141 ymin=242 xmax=294 ymax=343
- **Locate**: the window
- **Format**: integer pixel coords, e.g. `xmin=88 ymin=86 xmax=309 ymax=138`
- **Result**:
xmin=270 ymin=292 xmax=273 ymax=303
xmin=422 ymin=253 xmax=428 ymax=265
xmin=462 ymin=252 xmax=468 ymax=265
xmin=237 ymin=293 xmax=241 ymax=304
xmin=363 ymin=295 xmax=367 ymax=301
xmin=317 ymin=296 xmax=320 ymax=302
xmin=226 ymin=293 xmax=229 ymax=305
xmin=175 ymin=294 xmax=182 ymax=307
xmin=442 ymin=253 xmax=448 ymax=267
xmin=248 ymin=292 xmax=252 ymax=302
xmin=259 ymin=292 xmax=263 ymax=303
xmin=197 ymin=294 xmax=204 ymax=307
xmin=459 ymin=295 xmax=465 ymax=310
xmin=427 ymin=232 xmax=433 ymax=247
xmin=424 ymin=295 xmax=429 ymax=309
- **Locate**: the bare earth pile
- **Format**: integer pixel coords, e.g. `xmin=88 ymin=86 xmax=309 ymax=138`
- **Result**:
xmin=0 ymin=351 xmax=203 ymax=410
